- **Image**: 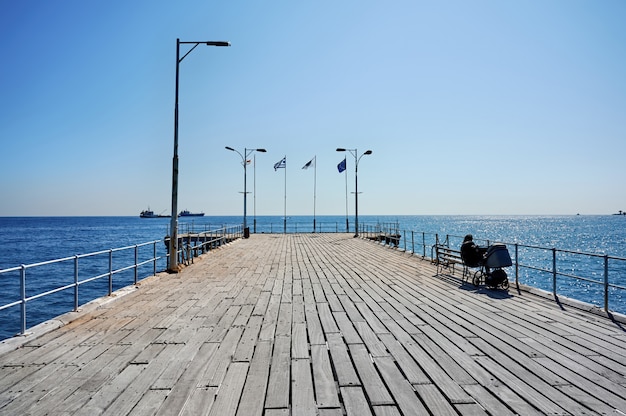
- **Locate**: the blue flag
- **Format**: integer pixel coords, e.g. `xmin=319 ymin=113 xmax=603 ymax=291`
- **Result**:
xmin=274 ymin=157 xmax=286 ymax=171
xmin=337 ymin=158 xmax=346 ymax=173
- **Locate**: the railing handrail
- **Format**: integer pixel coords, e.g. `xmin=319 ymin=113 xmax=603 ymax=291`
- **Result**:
xmin=0 ymin=225 xmax=241 ymax=339
xmin=360 ymin=223 xmax=626 ymax=315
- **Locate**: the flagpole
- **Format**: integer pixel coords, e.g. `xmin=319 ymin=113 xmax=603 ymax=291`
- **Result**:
xmin=313 ymin=156 xmax=317 ymax=233
xmin=344 ymin=159 xmax=349 ymax=232
xmin=283 ymin=155 xmax=287 ymax=234
xmin=253 ymin=154 xmax=257 ymax=233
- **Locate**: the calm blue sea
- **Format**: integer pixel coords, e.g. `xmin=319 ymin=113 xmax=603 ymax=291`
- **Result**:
xmin=1 ymin=215 xmax=625 ymax=341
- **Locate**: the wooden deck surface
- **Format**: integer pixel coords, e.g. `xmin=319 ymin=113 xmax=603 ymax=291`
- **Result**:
xmin=1 ymin=234 xmax=626 ymax=415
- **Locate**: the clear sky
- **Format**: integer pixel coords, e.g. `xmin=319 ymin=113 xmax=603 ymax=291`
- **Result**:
xmin=1 ymin=0 xmax=625 ymax=217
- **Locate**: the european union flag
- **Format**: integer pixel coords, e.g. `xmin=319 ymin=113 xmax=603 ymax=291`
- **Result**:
xmin=337 ymin=158 xmax=346 ymax=173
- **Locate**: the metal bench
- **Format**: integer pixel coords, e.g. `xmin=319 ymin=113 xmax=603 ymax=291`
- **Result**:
xmin=435 ymin=244 xmax=481 ymax=281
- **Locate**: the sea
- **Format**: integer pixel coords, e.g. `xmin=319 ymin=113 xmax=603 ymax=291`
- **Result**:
xmin=1 ymin=215 xmax=625 ymax=341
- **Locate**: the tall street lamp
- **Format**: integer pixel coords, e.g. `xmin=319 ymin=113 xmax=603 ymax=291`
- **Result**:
xmin=169 ymin=39 xmax=230 ymax=273
xmin=336 ymin=148 xmax=372 ymax=237
xmin=225 ymin=147 xmax=266 ymax=237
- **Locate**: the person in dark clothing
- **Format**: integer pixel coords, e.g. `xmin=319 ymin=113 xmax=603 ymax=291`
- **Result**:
xmin=460 ymin=234 xmax=486 ymax=267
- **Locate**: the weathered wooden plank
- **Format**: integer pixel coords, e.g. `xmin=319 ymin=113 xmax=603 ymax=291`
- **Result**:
xmin=373 ymin=355 xmax=429 ymax=415
xmin=413 ymin=383 xmax=458 ymax=416
xmin=340 ymin=386 xmax=374 ymax=416
xmin=401 ymin=341 xmax=473 ymax=404
xmin=326 ymin=333 xmax=360 ymax=387
xmin=292 ymin=322 xmax=309 ymax=359
xmin=151 ymin=333 xmax=206 ymax=390
xmin=291 ymin=358 xmax=316 ymax=416
xmin=259 ymin=294 xmax=281 ymax=341
xmin=305 ymin=304 xmax=326 ymax=345
xmin=311 ymin=344 xmax=341 ymax=408
xmin=207 ymin=362 xmax=249 ymax=416
xmin=377 ymin=333 xmax=429 ymax=385
xmin=265 ymin=336 xmax=291 ymax=409
xmin=354 ymin=302 xmax=390 ymax=334
xmin=72 ymin=363 xmax=148 ymax=416
xmin=200 ymin=326 xmax=244 ymax=388
xmin=128 ymin=389 xmax=168 ymax=416
xmin=349 ymin=344 xmax=394 ymax=405
xmin=352 ymin=321 xmax=388 ymax=358
xmin=236 ymin=341 xmax=272 ymax=416
xmin=274 ymin=301 xmax=292 ymax=338
xmin=155 ymin=342 xmax=219 ymax=416
xmin=318 ymin=408 xmax=344 ymax=416
xmin=293 ymin=295 xmax=306 ymax=324
xmin=206 ymin=304 xmax=241 ymax=342
xmin=233 ymin=315 xmax=263 ymax=362
xmin=453 ymin=403 xmax=490 ymax=416
xmin=326 ymin=293 xmax=344 ymax=312
xmin=317 ymin=302 xmax=340 ymax=334
xmin=333 ymin=311 xmax=362 ymax=345
xmin=264 ymin=409 xmax=289 ymax=416
xmin=180 ymin=387 xmax=218 ymax=416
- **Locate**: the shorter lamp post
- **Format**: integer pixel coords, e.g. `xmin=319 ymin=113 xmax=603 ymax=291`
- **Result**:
xmin=336 ymin=148 xmax=372 ymax=237
xmin=225 ymin=147 xmax=266 ymax=236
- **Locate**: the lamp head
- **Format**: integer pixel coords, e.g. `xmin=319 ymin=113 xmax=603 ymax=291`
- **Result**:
xmin=256 ymin=148 xmax=267 ymax=152
xmin=336 ymin=148 xmax=346 ymax=152
xmin=225 ymin=146 xmax=235 ymax=151
xmin=207 ymin=41 xmax=231 ymax=47
xmin=364 ymin=150 xmax=372 ymax=155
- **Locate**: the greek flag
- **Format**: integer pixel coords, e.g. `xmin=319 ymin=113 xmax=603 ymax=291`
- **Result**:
xmin=274 ymin=157 xmax=286 ymax=171
xmin=337 ymin=158 xmax=346 ymax=173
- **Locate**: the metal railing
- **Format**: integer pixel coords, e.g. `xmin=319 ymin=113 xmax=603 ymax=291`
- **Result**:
xmin=250 ymin=221 xmax=344 ymax=234
xmin=175 ymin=225 xmax=243 ymax=266
xmin=0 ymin=240 xmax=161 ymax=337
xmin=0 ymin=225 xmax=243 ymax=339
xmin=360 ymin=223 xmax=626 ymax=315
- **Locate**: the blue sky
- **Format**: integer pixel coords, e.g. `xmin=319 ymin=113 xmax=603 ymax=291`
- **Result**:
xmin=1 ymin=0 xmax=625 ymax=216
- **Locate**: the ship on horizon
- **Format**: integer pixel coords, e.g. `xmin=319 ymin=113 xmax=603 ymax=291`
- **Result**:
xmin=139 ymin=208 xmax=170 ymax=218
xmin=179 ymin=210 xmax=205 ymax=217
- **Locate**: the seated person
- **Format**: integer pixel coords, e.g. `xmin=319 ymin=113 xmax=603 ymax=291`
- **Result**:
xmin=460 ymin=234 xmax=485 ymax=267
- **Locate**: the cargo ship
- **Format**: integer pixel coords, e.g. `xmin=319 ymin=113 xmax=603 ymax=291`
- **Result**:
xmin=179 ymin=210 xmax=205 ymax=217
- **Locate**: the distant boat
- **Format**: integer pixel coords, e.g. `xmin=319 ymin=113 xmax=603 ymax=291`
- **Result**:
xmin=179 ymin=210 xmax=205 ymax=217
xmin=613 ymin=210 xmax=626 ymax=216
xmin=140 ymin=208 xmax=170 ymax=218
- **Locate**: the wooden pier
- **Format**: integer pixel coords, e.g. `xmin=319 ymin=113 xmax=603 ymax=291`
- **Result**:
xmin=1 ymin=234 xmax=625 ymax=415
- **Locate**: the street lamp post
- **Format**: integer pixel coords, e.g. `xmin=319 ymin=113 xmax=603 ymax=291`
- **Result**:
xmin=225 ymin=147 xmax=266 ymax=236
xmin=336 ymin=148 xmax=372 ymax=237
xmin=169 ymin=38 xmax=230 ymax=273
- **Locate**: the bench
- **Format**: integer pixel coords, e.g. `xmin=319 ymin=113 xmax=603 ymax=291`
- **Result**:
xmin=434 ymin=244 xmax=481 ymax=281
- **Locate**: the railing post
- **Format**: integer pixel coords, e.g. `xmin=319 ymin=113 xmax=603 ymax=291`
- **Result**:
xmin=134 ymin=245 xmax=138 ymax=285
xmin=514 ymin=244 xmax=519 ymax=289
xmin=403 ymin=230 xmax=406 ymax=252
xmin=153 ymin=241 xmax=157 ymax=276
xmin=411 ymin=231 xmax=415 ymax=255
xmin=552 ymin=248 xmax=557 ymax=297
xmin=109 ymin=249 xmax=113 ymax=296
xmin=20 ymin=265 xmax=26 ymax=335
xmin=74 ymin=255 xmax=79 ymax=311
xmin=422 ymin=232 xmax=426 ymax=258
xmin=604 ymin=255 xmax=609 ymax=312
